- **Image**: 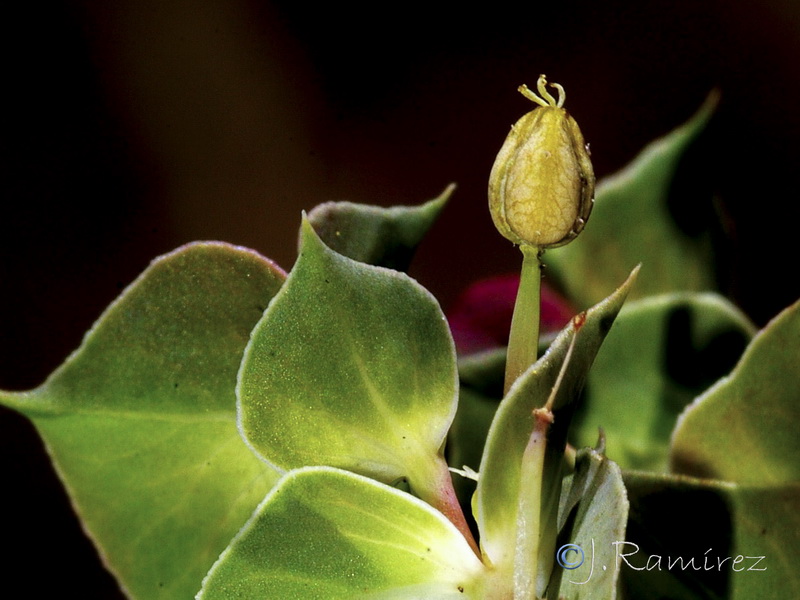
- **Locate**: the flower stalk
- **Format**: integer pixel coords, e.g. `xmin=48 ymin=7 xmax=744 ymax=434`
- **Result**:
xmin=514 ymin=317 xmax=581 ymax=598
xmin=489 ymin=74 xmax=595 ymax=394
xmin=504 ymin=245 xmax=542 ymax=394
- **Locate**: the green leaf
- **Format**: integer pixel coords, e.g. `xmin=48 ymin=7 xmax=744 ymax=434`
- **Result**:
xmin=475 ymin=267 xmax=638 ymax=596
xmin=571 ymin=293 xmax=755 ymax=472
xmin=726 ymin=483 xmax=800 ymax=598
xmin=548 ymin=447 xmax=629 ymax=600
xmin=670 ymin=299 xmax=800 ymax=485
xmin=547 ymin=97 xmax=717 ymax=307
xmin=621 ymin=471 xmax=800 ymax=599
xmin=198 ymin=466 xmax=486 ymax=600
xmin=447 ymin=350 xmax=505 ymax=509
xmin=306 ymin=185 xmax=452 ymax=270
xmin=238 ymin=218 xmax=458 ymax=502
xmin=0 ymin=243 xmax=284 ymax=599
xmin=449 ymin=349 xmax=506 ymax=473
xmin=447 ymin=339 xmax=563 ymax=501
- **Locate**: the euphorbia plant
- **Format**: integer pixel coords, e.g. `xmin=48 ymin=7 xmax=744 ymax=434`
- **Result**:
xmin=1 ymin=76 xmax=797 ymax=599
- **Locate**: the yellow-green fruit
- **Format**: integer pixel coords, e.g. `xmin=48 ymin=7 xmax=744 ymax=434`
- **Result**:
xmin=489 ymin=77 xmax=595 ymax=248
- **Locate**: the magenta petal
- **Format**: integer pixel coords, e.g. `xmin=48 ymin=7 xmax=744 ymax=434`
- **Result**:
xmin=448 ymin=274 xmax=574 ymax=354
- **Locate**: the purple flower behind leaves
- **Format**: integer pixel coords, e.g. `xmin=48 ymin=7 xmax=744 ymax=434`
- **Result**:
xmin=448 ymin=274 xmax=574 ymax=354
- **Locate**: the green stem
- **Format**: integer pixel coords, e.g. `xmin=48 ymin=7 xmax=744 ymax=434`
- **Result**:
xmin=504 ymin=244 xmax=542 ymax=395
xmin=512 ymin=327 xmax=580 ymax=598
xmin=513 ymin=407 xmax=552 ymax=599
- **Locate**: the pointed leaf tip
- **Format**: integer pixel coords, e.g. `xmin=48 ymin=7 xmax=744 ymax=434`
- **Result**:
xmin=239 ymin=212 xmax=459 ymax=498
xmin=0 ymin=242 xmax=285 ymax=599
xmin=475 ymin=266 xmax=638 ymax=592
xmin=304 ymin=186 xmax=453 ymax=270
xmin=547 ymin=94 xmax=718 ymax=306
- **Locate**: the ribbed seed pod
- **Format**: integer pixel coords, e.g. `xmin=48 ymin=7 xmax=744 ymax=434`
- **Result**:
xmin=489 ymin=75 xmax=595 ymax=248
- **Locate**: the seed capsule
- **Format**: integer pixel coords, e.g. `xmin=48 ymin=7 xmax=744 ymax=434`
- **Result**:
xmin=489 ymin=75 xmax=595 ymax=248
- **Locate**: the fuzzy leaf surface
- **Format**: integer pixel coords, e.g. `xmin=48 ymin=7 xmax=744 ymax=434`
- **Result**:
xmin=239 ymin=219 xmax=458 ymax=493
xmin=0 ymin=243 xmax=285 ymax=599
xmin=670 ymin=299 xmax=800 ymax=484
xmin=571 ymin=293 xmax=755 ymax=472
xmin=198 ymin=467 xmax=486 ymax=600
xmin=621 ymin=471 xmax=799 ymax=599
xmin=306 ymin=185 xmax=451 ymax=270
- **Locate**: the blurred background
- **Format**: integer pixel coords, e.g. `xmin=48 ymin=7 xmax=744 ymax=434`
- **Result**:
xmin=2 ymin=0 xmax=799 ymax=596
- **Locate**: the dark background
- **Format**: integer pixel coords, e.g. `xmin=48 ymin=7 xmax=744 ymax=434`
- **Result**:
xmin=2 ymin=1 xmax=798 ymax=596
